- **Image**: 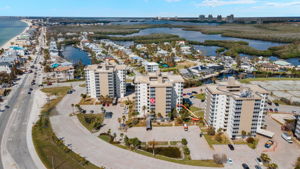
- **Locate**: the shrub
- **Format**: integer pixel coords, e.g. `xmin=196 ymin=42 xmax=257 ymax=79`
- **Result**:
xmin=181 ymin=138 xmax=188 ymax=145
xmin=213 ymin=154 xmax=227 ymax=164
xmin=215 ymin=133 xmax=223 ymax=143
xmin=246 ymin=137 xmax=255 ymax=144
xmin=183 ymin=147 xmax=190 ymax=155
xmin=207 ymin=126 xmax=216 ymax=136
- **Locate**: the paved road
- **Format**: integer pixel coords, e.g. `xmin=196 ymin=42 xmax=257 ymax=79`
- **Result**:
xmin=0 ymin=27 xmax=45 ymax=169
xmin=0 ymin=73 xmax=38 ymax=169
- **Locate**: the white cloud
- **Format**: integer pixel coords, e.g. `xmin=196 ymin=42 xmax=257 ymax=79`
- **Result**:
xmin=198 ymin=0 xmax=256 ymax=7
xmin=266 ymin=1 xmax=300 ymax=7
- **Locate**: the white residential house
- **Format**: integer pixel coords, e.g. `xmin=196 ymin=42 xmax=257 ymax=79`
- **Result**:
xmin=0 ymin=62 xmax=12 ymax=74
xmin=53 ymin=66 xmax=74 ymax=81
xmin=144 ymin=62 xmax=159 ymax=72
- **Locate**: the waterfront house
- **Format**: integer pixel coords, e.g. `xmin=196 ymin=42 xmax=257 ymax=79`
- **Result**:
xmin=53 ymin=66 xmax=74 ymax=81
xmin=0 ymin=62 xmax=12 ymax=74
xmin=143 ymin=62 xmax=159 ymax=72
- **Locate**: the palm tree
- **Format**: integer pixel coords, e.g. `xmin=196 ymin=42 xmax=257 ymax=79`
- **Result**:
xmin=148 ymin=140 xmax=158 ymax=156
xmin=71 ymin=104 xmax=75 ymax=113
xmin=268 ymin=163 xmax=278 ymax=169
xmin=260 ymin=153 xmax=271 ymax=164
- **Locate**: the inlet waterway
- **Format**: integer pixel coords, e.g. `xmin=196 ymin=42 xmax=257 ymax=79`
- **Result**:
xmin=112 ymin=27 xmax=300 ymax=66
xmin=62 ymin=46 xmax=91 ymax=65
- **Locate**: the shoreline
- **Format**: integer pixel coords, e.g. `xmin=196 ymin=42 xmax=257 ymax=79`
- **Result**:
xmin=0 ymin=19 xmax=32 ymax=50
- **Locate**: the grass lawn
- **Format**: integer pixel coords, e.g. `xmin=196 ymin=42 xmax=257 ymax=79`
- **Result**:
xmin=79 ymin=84 xmax=86 ymax=88
xmin=32 ymin=87 xmax=101 ymax=169
xmin=99 ymin=134 xmax=112 ymax=143
xmin=78 ymin=97 xmax=96 ymax=105
xmin=233 ymin=138 xmax=259 ymax=149
xmin=204 ymin=134 xmax=231 ymax=148
xmin=194 ymin=93 xmax=206 ymax=100
xmin=77 ymin=113 xmax=104 ymax=132
xmin=113 ymin=144 xmax=223 ymax=167
xmin=239 ymin=77 xmax=300 ymax=83
xmin=176 ymin=61 xmax=197 ymax=69
xmin=189 ymin=106 xmax=204 ymax=118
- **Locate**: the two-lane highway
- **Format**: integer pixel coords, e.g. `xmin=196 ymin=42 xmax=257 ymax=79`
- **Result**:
xmin=0 ymin=72 xmax=38 ymax=169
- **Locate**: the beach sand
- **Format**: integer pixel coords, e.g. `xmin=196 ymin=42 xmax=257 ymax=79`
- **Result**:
xmin=0 ymin=19 xmax=32 ymax=50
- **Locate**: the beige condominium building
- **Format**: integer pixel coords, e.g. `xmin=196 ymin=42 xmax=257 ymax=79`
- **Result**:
xmin=85 ymin=62 xmax=126 ymax=99
xmin=205 ymin=77 xmax=269 ymax=139
xmin=134 ymin=71 xmax=184 ymax=118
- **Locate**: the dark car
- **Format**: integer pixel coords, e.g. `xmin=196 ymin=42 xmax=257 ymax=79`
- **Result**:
xmin=274 ymin=108 xmax=278 ymax=112
xmin=228 ymin=144 xmax=234 ymax=150
xmin=28 ymin=91 xmax=31 ymax=94
xmin=192 ymin=91 xmax=198 ymax=94
xmin=275 ymin=103 xmax=279 ymax=106
xmin=255 ymin=165 xmax=262 ymax=169
xmin=30 ymin=88 xmax=33 ymax=91
xmin=242 ymin=163 xmax=250 ymax=169
xmin=5 ymin=105 xmax=10 ymax=109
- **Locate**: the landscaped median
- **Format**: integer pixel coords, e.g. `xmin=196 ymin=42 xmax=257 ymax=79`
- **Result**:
xmin=77 ymin=113 xmax=104 ymax=132
xmin=32 ymin=87 xmax=103 ymax=169
xmin=98 ymin=133 xmax=223 ymax=168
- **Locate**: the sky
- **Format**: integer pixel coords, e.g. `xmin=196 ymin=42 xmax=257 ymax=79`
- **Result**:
xmin=0 ymin=0 xmax=299 ymax=17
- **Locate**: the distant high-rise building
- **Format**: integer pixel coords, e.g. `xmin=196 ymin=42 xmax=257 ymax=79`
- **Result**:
xmin=226 ymin=14 xmax=234 ymax=23
xmin=208 ymin=14 xmax=213 ymax=21
xmin=199 ymin=15 xmax=205 ymax=21
xmin=217 ymin=15 xmax=222 ymax=22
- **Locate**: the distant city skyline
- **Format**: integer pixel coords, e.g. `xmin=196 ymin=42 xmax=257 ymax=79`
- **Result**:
xmin=0 ymin=0 xmax=300 ymax=17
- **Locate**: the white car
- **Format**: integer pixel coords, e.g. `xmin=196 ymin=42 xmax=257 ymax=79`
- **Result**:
xmin=227 ymin=158 xmax=233 ymax=164
xmin=256 ymin=157 xmax=263 ymax=166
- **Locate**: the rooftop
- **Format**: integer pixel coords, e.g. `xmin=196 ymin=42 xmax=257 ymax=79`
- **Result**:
xmin=134 ymin=71 xmax=184 ymax=87
xmin=206 ymin=77 xmax=268 ymax=100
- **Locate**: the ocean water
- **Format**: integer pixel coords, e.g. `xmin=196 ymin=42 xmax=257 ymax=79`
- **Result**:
xmin=0 ymin=17 xmax=27 ymax=48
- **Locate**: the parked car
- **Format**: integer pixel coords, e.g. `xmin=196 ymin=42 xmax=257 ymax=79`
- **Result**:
xmin=274 ymin=108 xmax=278 ymax=112
xmin=255 ymin=165 xmax=262 ymax=169
xmin=4 ymin=105 xmax=10 ymax=109
xmin=256 ymin=157 xmax=263 ymax=166
xmin=183 ymin=93 xmax=187 ymax=96
xmin=242 ymin=163 xmax=250 ymax=169
xmin=227 ymin=158 xmax=233 ymax=164
xmin=264 ymin=140 xmax=274 ymax=148
xmin=28 ymin=91 xmax=31 ymax=94
xmin=192 ymin=91 xmax=198 ymax=94
xmin=269 ymin=108 xmax=273 ymax=112
xmin=228 ymin=144 xmax=234 ymax=151
xmin=275 ymin=103 xmax=279 ymax=106
xmin=184 ymin=123 xmax=188 ymax=131
xmin=189 ymin=96 xmax=195 ymax=99
xmin=281 ymin=133 xmax=293 ymax=143
xmin=187 ymin=93 xmax=192 ymax=96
